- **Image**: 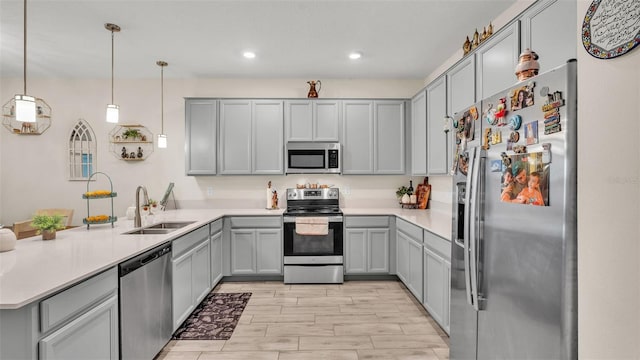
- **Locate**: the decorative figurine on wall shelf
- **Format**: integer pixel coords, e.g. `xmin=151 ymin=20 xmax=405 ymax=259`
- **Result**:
xmin=515 ymin=48 xmax=540 ymax=82
xmin=121 ymin=147 xmax=128 ymax=158
xmin=137 ymin=147 xmax=143 ymax=158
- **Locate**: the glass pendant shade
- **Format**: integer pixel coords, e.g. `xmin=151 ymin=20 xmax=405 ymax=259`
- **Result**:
xmin=106 ymin=104 xmax=119 ymax=123
xmin=157 ymin=134 xmax=167 ymax=148
xmin=15 ymin=94 xmax=36 ymax=122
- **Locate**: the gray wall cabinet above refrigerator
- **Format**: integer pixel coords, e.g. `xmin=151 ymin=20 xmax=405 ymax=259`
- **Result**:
xmin=520 ymin=0 xmax=577 ymax=73
xmin=476 ymin=22 xmax=521 ymax=100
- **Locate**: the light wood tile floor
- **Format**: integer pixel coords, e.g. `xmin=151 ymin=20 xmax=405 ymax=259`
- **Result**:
xmin=156 ymin=281 xmax=449 ymax=360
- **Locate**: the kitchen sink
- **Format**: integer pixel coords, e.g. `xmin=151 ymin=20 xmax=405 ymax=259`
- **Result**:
xmin=146 ymin=221 xmax=196 ymax=229
xmin=124 ymin=228 xmax=174 ymax=235
xmin=123 ymin=221 xmax=196 ymax=235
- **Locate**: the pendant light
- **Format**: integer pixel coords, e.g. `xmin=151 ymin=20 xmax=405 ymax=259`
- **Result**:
xmin=157 ymin=61 xmax=168 ymax=148
xmin=13 ymin=0 xmax=38 ymax=123
xmin=105 ymin=23 xmax=120 ymax=123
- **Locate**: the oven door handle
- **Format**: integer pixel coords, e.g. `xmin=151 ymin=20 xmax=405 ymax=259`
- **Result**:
xmin=284 ymin=216 xmax=343 ymax=223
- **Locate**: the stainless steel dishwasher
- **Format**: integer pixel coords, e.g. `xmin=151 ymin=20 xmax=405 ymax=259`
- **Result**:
xmin=119 ymin=243 xmax=172 ymax=360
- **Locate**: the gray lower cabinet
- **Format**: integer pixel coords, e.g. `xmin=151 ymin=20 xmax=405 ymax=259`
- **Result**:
xmin=172 ymin=225 xmax=211 ymax=330
xmin=426 ymin=77 xmax=449 ymax=175
xmin=285 ymin=100 xmax=341 ymax=142
xmin=396 ymin=219 xmax=424 ymax=302
xmin=422 ymin=230 xmax=451 ymax=334
xmin=345 ymin=228 xmax=390 ymax=274
xmin=0 ymin=268 xmax=119 ymax=360
xmin=219 ymin=100 xmax=284 ymax=175
xmin=343 ymin=100 xmax=405 ymax=174
xmin=185 ymin=99 xmax=217 ymax=175
xmin=39 ymin=295 xmax=119 ymax=360
xmin=411 ymin=90 xmax=427 ymax=176
xmin=520 ymin=0 xmax=576 ymax=73
xmin=231 ymin=229 xmax=283 ymax=275
xmin=210 ymin=220 xmax=223 ymax=287
xmin=229 ymin=217 xmax=283 ymax=275
xmin=476 ymin=22 xmax=520 ymax=99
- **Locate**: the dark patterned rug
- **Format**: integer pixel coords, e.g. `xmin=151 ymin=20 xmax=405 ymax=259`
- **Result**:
xmin=172 ymin=292 xmax=251 ymax=340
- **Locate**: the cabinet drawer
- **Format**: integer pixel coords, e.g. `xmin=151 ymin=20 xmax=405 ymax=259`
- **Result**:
xmin=210 ymin=219 xmax=223 ymax=235
xmin=396 ymin=218 xmax=423 ymax=243
xmin=345 ymin=216 xmax=389 ymax=228
xmin=40 ymin=267 xmax=117 ymax=333
xmin=424 ymin=230 xmax=450 ymax=261
xmin=173 ymin=225 xmax=209 ymax=258
xmin=229 ymin=216 xmax=281 ymax=228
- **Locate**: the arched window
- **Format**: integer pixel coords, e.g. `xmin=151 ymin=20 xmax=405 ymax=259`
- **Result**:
xmin=68 ymin=119 xmax=97 ymax=180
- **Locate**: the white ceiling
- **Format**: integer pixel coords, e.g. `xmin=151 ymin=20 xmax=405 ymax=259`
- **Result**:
xmin=0 ymin=0 xmax=517 ymax=79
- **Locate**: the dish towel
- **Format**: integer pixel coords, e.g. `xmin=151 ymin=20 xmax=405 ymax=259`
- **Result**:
xmin=295 ymin=217 xmax=329 ymax=236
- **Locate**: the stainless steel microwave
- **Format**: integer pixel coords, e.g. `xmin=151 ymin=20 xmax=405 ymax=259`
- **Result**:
xmin=285 ymin=142 xmax=341 ymax=174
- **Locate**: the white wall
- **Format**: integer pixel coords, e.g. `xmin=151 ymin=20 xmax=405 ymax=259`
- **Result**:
xmin=0 ymin=77 xmax=428 ymax=226
xmin=576 ymin=1 xmax=640 ymax=358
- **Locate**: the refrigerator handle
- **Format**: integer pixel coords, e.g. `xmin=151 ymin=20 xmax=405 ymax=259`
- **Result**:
xmin=463 ymin=147 xmax=476 ymax=307
xmin=469 ymin=147 xmax=482 ymax=311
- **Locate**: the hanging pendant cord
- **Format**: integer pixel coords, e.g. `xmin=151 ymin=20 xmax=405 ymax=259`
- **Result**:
xmin=23 ymin=0 xmax=27 ymax=94
xmin=111 ymin=30 xmax=114 ymax=104
xmin=161 ymin=65 xmax=164 ymax=133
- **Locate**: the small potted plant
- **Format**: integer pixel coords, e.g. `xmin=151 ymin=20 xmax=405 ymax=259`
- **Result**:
xmin=31 ymin=214 xmax=65 ymax=240
xmin=122 ymin=128 xmax=140 ymax=141
xmin=396 ymin=186 xmax=409 ymax=203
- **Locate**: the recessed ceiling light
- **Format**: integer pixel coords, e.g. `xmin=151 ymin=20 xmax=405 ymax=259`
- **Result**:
xmin=349 ymin=52 xmax=362 ymax=60
xmin=243 ymin=51 xmax=256 ymax=59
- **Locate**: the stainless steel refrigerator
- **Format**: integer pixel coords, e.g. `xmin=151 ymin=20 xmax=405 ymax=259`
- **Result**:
xmin=450 ymin=60 xmax=577 ymax=360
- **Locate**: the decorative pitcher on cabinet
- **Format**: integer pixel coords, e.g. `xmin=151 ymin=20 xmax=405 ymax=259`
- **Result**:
xmin=307 ymin=80 xmax=321 ymax=98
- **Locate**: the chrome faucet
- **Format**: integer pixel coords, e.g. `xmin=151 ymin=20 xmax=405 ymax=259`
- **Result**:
xmin=134 ymin=185 xmax=149 ymax=228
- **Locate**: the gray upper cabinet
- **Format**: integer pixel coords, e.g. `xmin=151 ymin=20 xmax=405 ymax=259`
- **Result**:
xmin=285 ymin=100 xmax=340 ymax=142
xmin=342 ymin=101 xmax=374 ymax=174
xmin=411 ymin=90 xmax=427 ymax=176
xmin=253 ymin=100 xmax=284 ymax=174
xmin=426 ymin=77 xmax=448 ymax=175
xmin=447 ymin=56 xmax=476 ymax=116
xmin=520 ymin=0 xmax=576 ymax=73
xmin=219 ymin=100 xmax=284 ymax=175
xmin=219 ymin=100 xmax=252 ymax=174
xmin=476 ymin=22 xmax=520 ymax=99
xmin=343 ymin=100 xmax=405 ymax=175
xmin=374 ymin=100 xmax=405 ymax=174
xmin=185 ymin=99 xmax=217 ymax=175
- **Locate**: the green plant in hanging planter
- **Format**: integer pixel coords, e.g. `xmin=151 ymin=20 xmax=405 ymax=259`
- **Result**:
xmin=122 ymin=128 xmax=141 ymax=140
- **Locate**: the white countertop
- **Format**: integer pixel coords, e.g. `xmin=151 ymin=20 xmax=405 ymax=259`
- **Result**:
xmin=0 ymin=207 xmax=450 ymax=309
xmin=342 ymin=208 xmax=452 ymax=240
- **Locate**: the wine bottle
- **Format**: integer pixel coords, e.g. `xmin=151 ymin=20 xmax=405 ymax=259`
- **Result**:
xmin=408 ymin=180 xmax=414 ymax=195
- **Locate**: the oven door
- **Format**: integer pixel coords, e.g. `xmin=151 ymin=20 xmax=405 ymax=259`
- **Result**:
xmin=283 ymin=216 xmax=343 ymax=259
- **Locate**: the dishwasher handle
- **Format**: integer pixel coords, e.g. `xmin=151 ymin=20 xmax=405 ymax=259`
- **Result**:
xmin=119 ymin=243 xmax=171 ymax=277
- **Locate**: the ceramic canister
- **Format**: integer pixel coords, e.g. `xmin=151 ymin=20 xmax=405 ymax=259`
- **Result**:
xmin=0 ymin=228 xmax=17 ymax=252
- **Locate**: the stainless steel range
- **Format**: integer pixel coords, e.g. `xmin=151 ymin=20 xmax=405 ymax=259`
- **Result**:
xmin=283 ymin=188 xmax=343 ymax=284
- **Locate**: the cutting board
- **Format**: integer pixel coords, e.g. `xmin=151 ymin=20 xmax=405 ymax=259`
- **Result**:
xmin=416 ymin=177 xmax=431 ymax=209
